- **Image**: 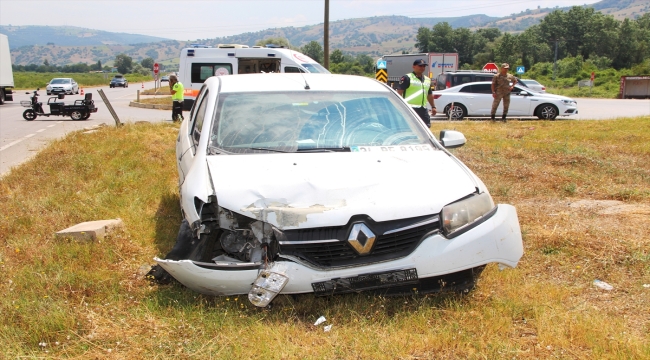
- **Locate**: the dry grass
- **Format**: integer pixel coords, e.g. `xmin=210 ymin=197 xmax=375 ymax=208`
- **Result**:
xmin=141 ymin=87 xmax=171 ymax=95
xmin=137 ymin=96 xmax=172 ymax=105
xmin=0 ymin=118 xmax=649 ymax=358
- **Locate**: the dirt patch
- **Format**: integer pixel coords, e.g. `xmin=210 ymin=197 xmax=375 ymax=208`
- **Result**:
xmin=568 ymin=199 xmax=650 ymax=215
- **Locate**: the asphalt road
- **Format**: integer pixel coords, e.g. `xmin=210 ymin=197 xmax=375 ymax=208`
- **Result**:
xmin=0 ymin=80 xmax=172 ymax=175
xmin=1 ymin=84 xmax=649 ymax=176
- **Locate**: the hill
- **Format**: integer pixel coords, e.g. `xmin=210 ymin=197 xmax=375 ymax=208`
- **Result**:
xmin=0 ymin=25 xmax=169 ymax=49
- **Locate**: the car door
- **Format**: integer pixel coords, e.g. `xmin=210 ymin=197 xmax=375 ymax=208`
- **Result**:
xmin=177 ymin=85 xmax=208 ymax=184
xmin=456 ymin=85 xmax=477 ymax=114
xmin=508 ymin=86 xmax=533 ymax=115
xmin=467 ymin=84 xmax=494 ymax=115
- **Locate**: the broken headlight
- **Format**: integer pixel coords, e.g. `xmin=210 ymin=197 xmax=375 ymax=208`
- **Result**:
xmin=215 ymin=206 xmax=279 ymax=263
xmin=442 ymin=192 xmax=495 ymax=237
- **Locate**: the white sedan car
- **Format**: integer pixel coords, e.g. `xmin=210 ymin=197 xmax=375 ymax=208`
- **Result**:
xmin=520 ymin=79 xmax=546 ymax=93
xmin=152 ymin=74 xmax=523 ymax=307
xmin=433 ymin=82 xmax=578 ymax=120
xmin=46 ymin=78 xmax=79 ymax=95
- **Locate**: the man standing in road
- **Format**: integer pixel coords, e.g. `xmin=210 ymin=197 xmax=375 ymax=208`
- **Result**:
xmin=491 ymin=63 xmax=517 ymax=122
xmin=397 ymin=59 xmax=437 ymax=127
xmin=169 ymin=75 xmax=184 ymax=122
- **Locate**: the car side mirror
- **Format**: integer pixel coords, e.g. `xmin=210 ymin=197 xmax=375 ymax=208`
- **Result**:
xmin=439 ymin=130 xmax=466 ymax=149
xmin=519 ymin=91 xmax=529 ymax=96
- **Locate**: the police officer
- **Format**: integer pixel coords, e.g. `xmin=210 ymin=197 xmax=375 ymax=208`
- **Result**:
xmin=169 ymin=74 xmax=184 ymax=122
xmin=490 ymin=63 xmax=517 ymax=122
xmin=397 ymin=59 xmax=437 ymax=127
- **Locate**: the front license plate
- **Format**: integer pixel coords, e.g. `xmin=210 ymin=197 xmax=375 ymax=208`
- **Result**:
xmin=312 ymin=268 xmax=418 ymax=296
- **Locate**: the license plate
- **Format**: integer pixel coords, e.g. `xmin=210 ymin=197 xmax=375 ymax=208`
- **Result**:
xmin=312 ymin=268 xmax=418 ymax=296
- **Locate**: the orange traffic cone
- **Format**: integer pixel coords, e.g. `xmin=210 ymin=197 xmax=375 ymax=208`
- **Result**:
xmin=141 ymin=82 xmax=144 ymax=89
xmin=80 ymin=88 xmax=84 ymax=95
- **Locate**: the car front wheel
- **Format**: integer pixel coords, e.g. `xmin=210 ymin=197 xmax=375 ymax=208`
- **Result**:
xmin=70 ymin=111 xmax=84 ymax=121
xmin=536 ymin=104 xmax=558 ymax=120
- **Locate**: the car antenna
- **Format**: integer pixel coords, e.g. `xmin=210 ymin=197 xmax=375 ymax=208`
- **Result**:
xmin=300 ymin=72 xmax=310 ymax=90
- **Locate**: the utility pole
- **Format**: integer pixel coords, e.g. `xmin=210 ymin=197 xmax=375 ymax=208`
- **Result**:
xmin=324 ymin=0 xmax=330 ymax=70
xmin=553 ymin=39 xmax=558 ymax=81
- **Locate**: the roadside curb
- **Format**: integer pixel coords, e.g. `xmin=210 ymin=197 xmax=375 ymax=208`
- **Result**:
xmin=129 ymin=101 xmax=171 ymax=110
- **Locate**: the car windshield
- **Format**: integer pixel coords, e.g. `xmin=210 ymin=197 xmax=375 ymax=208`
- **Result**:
xmin=301 ymin=63 xmax=330 ymax=74
xmin=51 ymin=79 xmax=70 ymax=84
xmin=210 ymin=91 xmax=431 ymax=154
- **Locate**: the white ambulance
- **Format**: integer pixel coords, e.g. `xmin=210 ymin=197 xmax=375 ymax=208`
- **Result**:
xmin=178 ymin=45 xmax=330 ymax=109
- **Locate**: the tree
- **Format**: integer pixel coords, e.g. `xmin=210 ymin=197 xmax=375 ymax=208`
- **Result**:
xmin=330 ymin=49 xmax=344 ymax=64
xmin=43 ymin=59 xmax=49 ymax=66
xmin=429 ymin=22 xmax=455 ymax=53
xmin=141 ymin=57 xmax=154 ymax=70
xmin=301 ymin=41 xmax=324 ymax=64
xmin=114 ymin=54 xmax=133 ymax=74
xmin=415 ymin=27 xmax=432 ymax=53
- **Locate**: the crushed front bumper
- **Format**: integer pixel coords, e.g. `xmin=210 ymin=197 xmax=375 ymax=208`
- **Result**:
xmin=155 ymin=204 xmax=523 ymax=297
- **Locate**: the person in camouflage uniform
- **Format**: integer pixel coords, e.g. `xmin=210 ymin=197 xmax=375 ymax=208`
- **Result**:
xmin=491 ymin=63 xmax=517 ymax=122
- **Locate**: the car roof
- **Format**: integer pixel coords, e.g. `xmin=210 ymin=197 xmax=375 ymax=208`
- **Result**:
xmin=210 ymin=73 xmax=389 ymax=93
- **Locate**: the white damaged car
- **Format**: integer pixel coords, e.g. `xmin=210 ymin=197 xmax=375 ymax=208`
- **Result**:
xmin=152 ymin=73 xmax=524 ymax=307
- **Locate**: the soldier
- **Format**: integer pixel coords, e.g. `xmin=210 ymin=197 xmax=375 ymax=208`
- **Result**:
xmin=491 ymin=63 xmax=517 ymax=122
xmin=397 ymin=59 xmax=437 ymax=127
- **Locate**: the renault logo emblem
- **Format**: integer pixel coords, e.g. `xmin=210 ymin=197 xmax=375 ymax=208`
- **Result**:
xmin=347 ymin=223 xmax=376 ymax=255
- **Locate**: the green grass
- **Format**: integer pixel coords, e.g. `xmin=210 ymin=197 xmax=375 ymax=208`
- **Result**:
xmin=0 ymin=118 xmax=649 ymax=358
xmin=13 ymin=72 xmax=154 ymax=90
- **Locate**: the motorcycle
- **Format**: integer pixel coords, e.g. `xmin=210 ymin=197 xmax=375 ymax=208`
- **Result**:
xmin=21 ymin=88 xmax=98 ymax=121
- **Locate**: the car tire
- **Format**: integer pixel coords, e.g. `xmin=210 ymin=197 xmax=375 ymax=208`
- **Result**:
xmin=82 ymin=113 xmax=91 ymax=120
xmin=125 ymin=83 xmax=128 ymax=88
xmin=47 ymin=92 xmax=51 ymax=95
xmin=23 ymin=109 xmax=37 ymax=121
xmin=536 ymin=104 xmax=558 ymax=120
xmin=75 ymin=88 xmax=79 ymax=94
xmin=445 ymin=103 xmax=467 ymax=120
xmin=70 ymin=111 xmax=84 ymax=121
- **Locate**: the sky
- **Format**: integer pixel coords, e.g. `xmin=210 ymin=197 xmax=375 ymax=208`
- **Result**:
xmin=0 ymin=0 xmax=602 ymax=40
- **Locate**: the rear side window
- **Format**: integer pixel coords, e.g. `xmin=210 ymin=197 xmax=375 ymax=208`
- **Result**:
xmin=459 ymin=85 xmax=473 ymax=93
xmin=191 ymin=63 xmax=233 ymax=83
xmin=452 ymin=76 xmax=472 ymax=86
xmin=472 ymin=84 xmax=493 ymax=93
xmin=477 ymin=76 xmax=493 ymax=82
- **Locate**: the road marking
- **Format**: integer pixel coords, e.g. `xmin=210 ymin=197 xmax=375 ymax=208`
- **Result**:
xmin=0 ymin=133 xmax=36 ymax=152
xmin=56 ymin=121 xmax=63 ymax=124
xmin=47 ymin=125 xmax=55 ymax=128
xmin=36 ymin=129 xmax=45 ymax=133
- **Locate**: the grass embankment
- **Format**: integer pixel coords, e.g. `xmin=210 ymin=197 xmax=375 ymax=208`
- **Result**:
xmin=13 ymin=72 xmax=153 ymax=90
xmin=138 ymin=96 xmax=172 ymax=105
xmin=1 ymin=119 xmax=649 ymax=358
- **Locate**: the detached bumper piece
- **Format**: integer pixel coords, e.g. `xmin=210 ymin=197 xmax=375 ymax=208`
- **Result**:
xmin=312 ymin=268 xmax=419 ymax=296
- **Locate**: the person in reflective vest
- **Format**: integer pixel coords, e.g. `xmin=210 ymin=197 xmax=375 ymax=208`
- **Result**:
xmin=169 ymin=75 xmax=184 ymax=122
xmin=397 ymin=59 xmax=437 ymax=127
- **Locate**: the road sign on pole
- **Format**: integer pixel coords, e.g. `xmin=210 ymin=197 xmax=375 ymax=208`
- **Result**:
xmin=516 ymin=66 xmax=525 ymax=74
xmin=377 ymin=60 xmax=387 ymax=70
xmin=376 ymin=68 xmax=387 ymax=83
xmin=482 ymin=63 xmax=498 ymax=74
xmin=590 ymin=72 xmax=595 ymax=82
xmin=153 ymin=63 xmax=159 ymax=75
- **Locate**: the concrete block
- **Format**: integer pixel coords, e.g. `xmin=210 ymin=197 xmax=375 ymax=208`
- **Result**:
xmin=56 ymin=218 xmax=123 ymax=241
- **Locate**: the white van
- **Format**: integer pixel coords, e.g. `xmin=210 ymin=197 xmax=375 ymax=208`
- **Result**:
xmin=178 ymin=46 xmax=330 ymax=109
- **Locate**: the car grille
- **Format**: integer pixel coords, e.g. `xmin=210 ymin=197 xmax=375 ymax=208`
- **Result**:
xmin=280 ymin=216 xmax=439 ymax=268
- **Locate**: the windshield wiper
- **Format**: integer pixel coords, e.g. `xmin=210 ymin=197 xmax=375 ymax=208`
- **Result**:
xmin=296 ymin=147 xmax=351 ymax=152
xmin=249 ymin=147 xmax=292 ymax=153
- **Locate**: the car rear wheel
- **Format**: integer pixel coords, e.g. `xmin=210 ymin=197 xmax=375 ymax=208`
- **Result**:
xmin=536 ymin=104 xmax=558 ymax=120
xmin=70 ymin=111 xmax=85 ymax=121
xmin=445 ymin=103 xmax=467 ymax=120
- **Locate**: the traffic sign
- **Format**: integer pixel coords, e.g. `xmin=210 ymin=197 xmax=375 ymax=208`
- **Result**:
xmin=590 ymin=71 xmax=595 ymax=81
xmin=377 ymin=60 xmax=387 ymax=70
xmin=482 ymin=63 xmax=498 ymax=74
xmin=153 ymin=63 xmax=159 ymax=74
xmin=516 ymin=66 xmax=525 ymax=74
xmin=376 ymin=69 xmax=387 ymax=83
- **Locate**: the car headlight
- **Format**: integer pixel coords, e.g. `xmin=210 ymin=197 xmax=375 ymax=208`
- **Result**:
xmin=562 ymin=99 xmax=576 ymax=105
xmin=442 ymin=192 xmax=495 ymax=237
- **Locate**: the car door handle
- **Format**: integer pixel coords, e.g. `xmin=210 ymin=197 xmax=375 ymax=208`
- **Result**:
xmin=531 ymin=99 xmax=539 ymax=101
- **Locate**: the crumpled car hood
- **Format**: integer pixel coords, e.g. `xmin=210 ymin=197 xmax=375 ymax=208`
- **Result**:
xmin=206 ymin=148 xmax=477 ymax=229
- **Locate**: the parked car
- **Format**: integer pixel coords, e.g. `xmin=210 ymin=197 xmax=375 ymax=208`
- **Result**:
xmin=434 ymin=71 xmax=532 ymax=91
xmin=432 ymin=81 xmax=578 ymax=120
xmin=109 ymin=75 xmax=128 ymax=88
xmin=46 ymin=78 xmax=79 ymax=95
xmin=520 ymin=79 xmax=546 ymax=93
xmin=160 ymin=75 xmax=169 ymax=82
xmin=151 ymin=73 xmax=524 ymax=307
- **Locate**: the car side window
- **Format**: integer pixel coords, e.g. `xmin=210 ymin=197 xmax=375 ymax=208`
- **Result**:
xmin=472 ymin=84 xmax=492 ymax=94
xmin=191 ymin=63 xmax=233 ymax=83
xmin=191 ymin=90 xmax=210 ymax=150
xmin=459 ymin=85 xmax=473 ymax=93
xmin=284 ymin=66 xmax=304 ymax=73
